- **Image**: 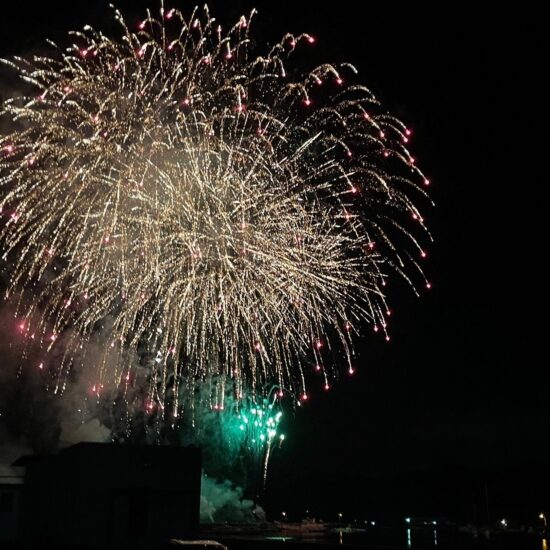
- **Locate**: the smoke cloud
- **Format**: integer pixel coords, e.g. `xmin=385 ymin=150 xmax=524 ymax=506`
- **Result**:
xmin=200 ymin=474 xmax=266 ymax=523
xmin=1 ymin=308 xmax=267 ymax=523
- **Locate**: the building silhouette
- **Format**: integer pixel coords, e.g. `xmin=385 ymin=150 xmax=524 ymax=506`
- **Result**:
xmin=10 ymin=442 xmax=201 ymax=550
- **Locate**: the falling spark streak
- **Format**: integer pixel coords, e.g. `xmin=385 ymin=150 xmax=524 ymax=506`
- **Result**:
xmin=0 ymin=3 xmax=431 ymax=415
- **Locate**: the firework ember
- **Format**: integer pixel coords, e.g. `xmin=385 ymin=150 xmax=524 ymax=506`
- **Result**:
xmin=0 ymin=3 xmax=431 ymax=416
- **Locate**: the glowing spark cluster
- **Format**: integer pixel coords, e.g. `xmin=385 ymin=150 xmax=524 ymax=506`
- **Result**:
xmin=175 ymin=379 xmax=285 ymax=482
xmin=0 ymin=4 xmax=431 ymax=414
xmin=222 ymin=391 xmax=284 ymax=481
xmin=212 ymin=384 xmax=283 ymax=455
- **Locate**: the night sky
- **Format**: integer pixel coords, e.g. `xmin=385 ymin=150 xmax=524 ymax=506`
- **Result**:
xmin=1 ymin=1 xmax=548 ymax=524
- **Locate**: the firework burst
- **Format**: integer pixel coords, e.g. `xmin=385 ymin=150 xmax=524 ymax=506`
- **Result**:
xmin=0 ymin=3 xmax=431 ymax=416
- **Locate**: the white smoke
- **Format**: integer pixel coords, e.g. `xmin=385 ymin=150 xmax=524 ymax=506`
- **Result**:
xmin=0 ymin=439 xmax=30 ymax=478
xmin=200 ymin=474 xmax=265 ymax=523
xmin=59 ymin=418 xmax=111 ymax=446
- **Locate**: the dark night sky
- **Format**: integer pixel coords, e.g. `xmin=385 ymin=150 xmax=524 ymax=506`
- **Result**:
xmin=1 ymin=1 xmax=548 ymax=522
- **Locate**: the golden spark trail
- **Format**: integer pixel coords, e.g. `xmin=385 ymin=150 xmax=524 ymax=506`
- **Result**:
xmin=0 ymin=3 xmax=432 ymax=416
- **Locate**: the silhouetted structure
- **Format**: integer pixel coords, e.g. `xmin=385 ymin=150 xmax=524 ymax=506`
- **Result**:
xmin=0 ymin=476 xmax=23 ymax=543
xmin=14 ymin=443 xmax=201 ymax=550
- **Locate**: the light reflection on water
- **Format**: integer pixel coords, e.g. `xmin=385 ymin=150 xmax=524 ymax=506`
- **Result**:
xmin=269 ymin=528 xmax=546 ymax=549
xmin=406 ymin=527 xmax=438 ymax=548
xmin=329 ymin=526 xmax=442 ymax=549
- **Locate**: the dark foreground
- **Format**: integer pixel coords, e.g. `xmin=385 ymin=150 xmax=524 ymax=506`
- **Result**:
xmin=211 ymin=529 xmax=548 ymax=550
xmin=1 ymin=527 xmax=547 ymax=550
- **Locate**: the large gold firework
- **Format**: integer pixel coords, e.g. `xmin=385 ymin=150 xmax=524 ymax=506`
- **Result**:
xmin=0 ymin=4 xmax=431 ymax=414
